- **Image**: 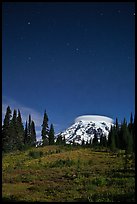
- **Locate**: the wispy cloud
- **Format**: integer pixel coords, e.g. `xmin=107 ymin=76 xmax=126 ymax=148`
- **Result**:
xmin=36 ymin=130 xmax=42 ymax=140
xmin=2 ymin=97 xmax=42 ymax=128
xmin=2 ymin=97 xmax=62 ymax=137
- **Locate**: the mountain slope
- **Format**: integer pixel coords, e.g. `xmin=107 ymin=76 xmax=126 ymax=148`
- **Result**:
xmin=57 ymin=115 xmax=114 ymax=144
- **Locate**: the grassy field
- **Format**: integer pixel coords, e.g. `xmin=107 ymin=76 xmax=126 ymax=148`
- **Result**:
xmin=2 ymin=145 xmax=135 ymax=202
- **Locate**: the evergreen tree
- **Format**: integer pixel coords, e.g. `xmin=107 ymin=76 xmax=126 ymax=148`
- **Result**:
xmin=10 ymin=109 xmax=18 ymax=150
xmin=2 ymin=106 xmax=12 ymax=152
xmin=72 ymin=139 xmax=75 ymax=145
xmin=41 ymin=110 xmax=49 ymax=145
xmin=30 ymin=120 xmax=36 ymax=146
xmin=49 ymin=124 xmax=55 ymax=145
xmin=110 ymin=127 xmax=116 ymax=152
xmin=118 ymin=119 xmax=124 ymax=149
xmin=56 ymin=134 xmax=66 ymax=145
xmin=107 ymin=125 xmax=113 ymax=147
xmin=100 ymin=134 xmax=103 ymax=147
xmin=56 ymin=134 xmax=63 ymax=145
xmin=24 ymin=120 xmax=28 ymax=145
xmin=108 ymin=125 xmax=116 ymax=151
xmin=126 ymin=128 xmax=133 ymax=154
xmin=132 ymin=114 xmax=135 ymax=152
xmin=127 ymin=113 xmax=134 ymax=153
xmin=86 ymin=140 xmax=89 ymax=146
xmin=115 ymin=118 xmax=118 ymax=128
xmin=100 ymin=134 xmax=107 ymax=147
xmin=27 ymin=114 xmax=31 ymax=145
xmin=103 ymin=135 xmax=107 ymax=147
xmin=28 ymin=114 xmax=31 ymax=144
xmin=81 ymin=138 xmax=85 ymax=145
xmin=128 ymin=113 xmax=133 ymax=134
xmin=16 ymin=109 xmax=25 ymax=149
xmin=24 ymin=116 xmax=36 ymax=147
xmin=92 ymin=132 xmax=98 ymax=146
xmin=104 ymin=115 xmax=134 ymax=152
xmin=125 ymin=117 xmax=133 ymax=154
xmin=130 ymin=112 xmax=133 ymax=124
xmin=62 ymin=135 xmax=66 ymax=145
xmin=120 ymin=118 xmax=128 ymax=149
xmin=120 ymin=118 xmax=133 ymax=153
xmin=115 ymin=118 xmax=119 ymax=148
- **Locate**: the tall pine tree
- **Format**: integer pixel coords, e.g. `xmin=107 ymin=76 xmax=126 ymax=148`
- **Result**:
xmin=10 ymin=109 xmax=18 ymax=150
xmin=49 ymin=124 xmax=55 ymax=145
xmin=120 ymin=118 xmax=128 ymax=150
xmin=16 ymin=109 xmax=25 ymax=150
xmin=92 ymin=132 xmax=98 ymax=146
xmin=2 ymin=106 xmax=12 ymax=152
xmin=27 ymin=114 xmax=32 ymax=145
xmin=56 ymin=134 xmax=63 ymax=145
xmin=108 ymin=125 xmax=116 ymax=151
xmin=107 ymin=125 xmax=113 ymax=147
xmin=24 ymin=117 xmax=37 ymax=147
xmin=41 ymin=110 xmax=49 ymax=145
xmin=100 ymin=134 xmax=107 ymax=147
xmin=24 ymin=120 xmax=28 ymax=145
xmin=128 ymin=113 xmax=133 ymax=134
xmin=132 ymin=114 xmax=135 ymax=152
xmin=30 ymin=120 xmax=36 ymax=146
xmin=115 ymin=118 xmax=119 ymax=148
xmin=119 ymin=118 xmax=133 ymax=152
xmin=110 ymin=126 xmax=116 ymax=152
xmin=126 ymin=128 xmax=133 ymax=154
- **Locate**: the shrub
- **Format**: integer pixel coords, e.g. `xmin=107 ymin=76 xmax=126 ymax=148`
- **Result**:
xmin=28 ymin=150 xmax=43 ymax=159
xmin=92 ymin=176 xmax=107 ymax=186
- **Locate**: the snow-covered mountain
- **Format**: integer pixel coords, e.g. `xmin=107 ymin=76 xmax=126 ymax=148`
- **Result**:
xmin=56 ymin=115 xmax=114 ymax=145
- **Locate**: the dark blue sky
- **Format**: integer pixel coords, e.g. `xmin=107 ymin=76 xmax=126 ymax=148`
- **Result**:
xmin=2 ymin=2 xmax=135 ymax=138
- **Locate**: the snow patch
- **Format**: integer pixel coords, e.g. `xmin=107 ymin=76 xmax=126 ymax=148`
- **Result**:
xmin=57 ymin=115 xmax=114 ymax=145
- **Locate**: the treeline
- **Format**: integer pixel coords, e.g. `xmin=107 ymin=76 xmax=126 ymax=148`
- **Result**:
xmin=77 ymin=113 xmax=135 ymax=154
xmin=2 ymin=106 xmax=55 ymax=153
xmin=108 ymin=114 xmax=135 ymax=153
xmin=41 ymin=110 xmax=55 ymax=146
xmin=2 ymin=106 xmax=135 ymax=154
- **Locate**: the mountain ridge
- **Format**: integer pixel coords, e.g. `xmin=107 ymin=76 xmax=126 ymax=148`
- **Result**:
xmin=56 ymin=115 xmax=114 ymax=145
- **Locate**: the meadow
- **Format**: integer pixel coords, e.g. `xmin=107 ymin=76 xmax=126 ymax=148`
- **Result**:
xmin=2 ymin=145 xmax=135 ymax=202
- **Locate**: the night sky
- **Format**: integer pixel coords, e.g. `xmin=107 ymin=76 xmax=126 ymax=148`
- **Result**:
xmin=2 ymin=2 xmax=135 ymax=139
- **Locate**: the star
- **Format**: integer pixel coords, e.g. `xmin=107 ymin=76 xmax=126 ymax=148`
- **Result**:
xmin=28 ymin=56 xmax=31 ymax=60
xmin=66 ymin=42 xmax=70 ymax=46
xmin=133 ymin=13 xmax=135 ymax=16
xmin=27 ymin=21 xmax=31 ymax=25
xmin=76 ymin=48 xmax=79 ymax=51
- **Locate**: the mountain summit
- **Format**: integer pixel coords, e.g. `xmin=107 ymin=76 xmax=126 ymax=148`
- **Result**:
xmin=57 ymin=115 xmax=114 ymax=145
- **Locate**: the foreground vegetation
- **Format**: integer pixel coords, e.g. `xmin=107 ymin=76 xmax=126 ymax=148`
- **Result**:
xmin=2 ymin=145 xmax=135 ymax=202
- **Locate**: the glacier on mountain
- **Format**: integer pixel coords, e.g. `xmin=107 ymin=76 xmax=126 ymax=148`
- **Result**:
xmin=57 ymin=115 xmax=114 ymax=145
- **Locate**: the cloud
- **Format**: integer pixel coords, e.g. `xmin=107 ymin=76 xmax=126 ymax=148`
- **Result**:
xmin=36 ymin=130 xmax=42 ymax=140
xmin=2 ymin=96 xmax=62 ymax=136
xmin=2 ymin=97 xmax=43 ymax=128
xmin=2 ymin=103 xmax=8 ymax=121
xmin=52 ymin=123 xmax=59 ymax=127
